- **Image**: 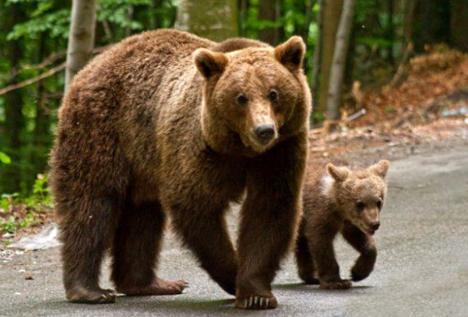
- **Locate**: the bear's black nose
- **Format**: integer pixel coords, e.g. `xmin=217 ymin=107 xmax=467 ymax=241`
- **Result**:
xmin=254 ymin=124 xmax=275 ymax=143
xmin=371 ymin=222 xmax=380 ymax=231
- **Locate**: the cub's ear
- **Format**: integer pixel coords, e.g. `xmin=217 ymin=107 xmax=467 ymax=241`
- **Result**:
xmin=369 ymin=160 xmax=390 ymax=178
xmin=327 ymin=163 xmax=349 ymax=182
xmin=274 ymin=36 xmax=306 ymax=72
xmin=193 ymin=48 xmax=228 ymax=79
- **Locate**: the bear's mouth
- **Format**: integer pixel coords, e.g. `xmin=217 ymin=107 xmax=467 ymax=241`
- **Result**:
xmin=240 ymin=132 xmax=277 ymax=154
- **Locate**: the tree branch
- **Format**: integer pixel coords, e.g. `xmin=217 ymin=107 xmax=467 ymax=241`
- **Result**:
xmin=0 ymin=62 xmax=65 ymax=96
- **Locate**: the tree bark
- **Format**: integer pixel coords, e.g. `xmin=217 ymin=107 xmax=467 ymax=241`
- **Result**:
xmin=175 ymin=0 xmax=237 ymax=41
xmin=450 ymin=0 xmax=468 ymax=52
xmin=317 ymin=0 xmax=343 ymax=115
xmin=403 ymin=0 xmax=417 ymax=46
xmin=413 ymin=0 xmax=450 ymax=52
xmin=326 ymin=0 xmax=356 ymax=127
xmin=386 ymin=0 xmax=394 ymax=65
xmin=310 ymin=0 xmax=323 ymax=121
xmin=65 ymin=0 xmax=97 ymax=91
xmin=258 ymin=0 xmax=283 ymax=45
xmin=1 ymin=4 xmax=24 ymax=193
xmin=33 ymin=34 xmax=51 ymax=176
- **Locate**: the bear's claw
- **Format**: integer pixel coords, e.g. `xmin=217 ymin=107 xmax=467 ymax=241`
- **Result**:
xmin=235 ymin=295 xmax=277 ymax=310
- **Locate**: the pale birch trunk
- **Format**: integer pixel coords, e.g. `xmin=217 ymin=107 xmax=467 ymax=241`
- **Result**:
xmin=326 ymin=0 xmax=356 ymax=126
xmin=65 ymin=0 xmax=97 ymax=91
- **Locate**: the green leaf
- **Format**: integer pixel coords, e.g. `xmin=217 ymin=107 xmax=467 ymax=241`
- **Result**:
xmin=0 ymin=152 xmax=11 ymax=165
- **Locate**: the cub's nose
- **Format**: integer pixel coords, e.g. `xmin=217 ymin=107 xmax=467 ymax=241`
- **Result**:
xmin=371 ymin=222 xmax=380 ymax=231
xmin=254 ymin=124 xmax=275 ymax=144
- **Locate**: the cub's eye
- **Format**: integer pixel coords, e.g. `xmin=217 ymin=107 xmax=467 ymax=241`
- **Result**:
xmin=236 ymin=94 xmax=248 ymax=106
xmin=377 ymin=199 xmax=383 ymax=210
xmin=356 ymin=201 xmax=365 ymax=212
xmin=267 ymin=89 xmax=279 ymax=102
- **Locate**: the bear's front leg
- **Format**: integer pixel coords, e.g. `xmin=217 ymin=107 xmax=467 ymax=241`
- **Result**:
xmin=236 ymin=135 xmax=307 ymax=309
xmin=341 ymin=222 xmax=377 ymax=282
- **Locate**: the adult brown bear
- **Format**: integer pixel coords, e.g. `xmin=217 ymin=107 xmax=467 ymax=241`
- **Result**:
xmin=50 ymin=29 xmax=310 ymax=309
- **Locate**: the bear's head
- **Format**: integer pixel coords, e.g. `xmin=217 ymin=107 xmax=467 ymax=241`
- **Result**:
xmin=193 ymin=36 xmax=310 ymax=156
xmin=325 ymin=160 xmax=390 ymax=235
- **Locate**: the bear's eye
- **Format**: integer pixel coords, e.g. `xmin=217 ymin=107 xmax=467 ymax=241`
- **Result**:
xmin=236 ymin=94 xmax=248 ymax=106
xmin=376 ymin=199 xmax=383 ymax=210
xmin=268 ymin=89 xmax=279 ymax=102
xmin=356 ymin=201 xmax=365 ymax=212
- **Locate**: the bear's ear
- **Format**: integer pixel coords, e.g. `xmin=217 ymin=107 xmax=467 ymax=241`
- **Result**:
xmin=327 ymin=163 xmax=349 ymax=182
xmin=274 ymin=36 xmax=306 ymax=72
xmin=193 ymin=48 xmax=228 ymax=79
xmin=369 ymin=160 xmax=390 ymax=178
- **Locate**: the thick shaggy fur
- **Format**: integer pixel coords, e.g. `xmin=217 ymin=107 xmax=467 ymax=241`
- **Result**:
xmin=50 ymin=29 xmax=310 ymax=309
xmin=295 ymin=161 xmax=389 ymax=289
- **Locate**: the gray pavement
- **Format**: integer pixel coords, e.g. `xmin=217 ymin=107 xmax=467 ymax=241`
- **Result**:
xmin=1 ymin=145 xmax=467 ymax=317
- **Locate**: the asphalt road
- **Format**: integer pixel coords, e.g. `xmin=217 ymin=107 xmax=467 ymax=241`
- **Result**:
xmin=1 ymin=145 xmax=467 ymax=317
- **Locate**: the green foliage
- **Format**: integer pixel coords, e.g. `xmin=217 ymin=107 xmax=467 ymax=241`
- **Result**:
xmin=0 ymin=152 xmax=11 ymax=165
xmin=0 ymin=174 xmax=51 ymax=234
xmin=7 ymin=9 xmax=70 ymax=40
xmin=97 ymin=0 xmax=152 ymax=32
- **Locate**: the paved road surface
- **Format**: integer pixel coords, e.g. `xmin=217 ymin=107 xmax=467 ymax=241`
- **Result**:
xmin=1 ymin=145 xmax=467 ymax=317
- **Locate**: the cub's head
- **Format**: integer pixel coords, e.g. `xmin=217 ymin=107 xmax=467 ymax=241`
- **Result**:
xmin=193 ymin=36 xmax=310 ymax=154
xmin=324 ymin=160 xmax=390 ymax=235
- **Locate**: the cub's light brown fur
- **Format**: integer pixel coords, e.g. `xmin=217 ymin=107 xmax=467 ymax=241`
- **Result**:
xmin=295 ymin=160 xmax=389 ymax=289
xmin=49 ymin=29 xmax=310 ymax=309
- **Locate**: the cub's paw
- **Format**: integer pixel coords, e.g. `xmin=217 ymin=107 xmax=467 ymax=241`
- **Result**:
xmin=351 ymin=265 xmax=373 ymax=282
xmin=319 ymin=279 xmax=352 ymax=290
xmin=66 ymin=287 xmax=116 ymax=304
xmin=235 ymin=295 xmax=278 ymax=310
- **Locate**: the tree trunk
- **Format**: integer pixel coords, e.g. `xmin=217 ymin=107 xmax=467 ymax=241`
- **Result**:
xmin=65 ymin=0 xmax=97 ymax=91
xmin=403 ymin=0 xmax=417 ymax=46
xmin=1 ymin=5 xmax=24 ymax=193
xmin=326 ymin=0 xmax=356 ymax=128
xmin=450 ymin=0 xmax=468 ymax=52
xmin=33 ymin=34 xmax=51 ymax=176
xmin=317 ymin=0 xmax=343 ymax=116
xmin=258 ymin=0 xmax=283 ymax=45
xmin=175 ymin=0 xmax=237 ymax=41
xmin=310 ymin=0 xmax=323 ymax=121
xmin=413 ymin=0 xmax=450 ymax=52
xmin=386 ymin=0 xmax=394 ymax=65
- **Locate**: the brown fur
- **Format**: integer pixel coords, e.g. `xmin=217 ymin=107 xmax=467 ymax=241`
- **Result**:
xmin=295 ymin=160 xmax=389 ymax=289
xmin=49 ymin=29 xmax=310 ymax=309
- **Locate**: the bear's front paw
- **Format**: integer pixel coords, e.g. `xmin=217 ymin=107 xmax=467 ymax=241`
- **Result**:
xmin=66 ymin=286 xmax=116 ymax=304
xmin=319 ymin=279 xmax=352 ymax=290
xmin=351 ymin=266 xmax=372 ymax=282
xmin=235 ymin=294 xmax=278 ymax=310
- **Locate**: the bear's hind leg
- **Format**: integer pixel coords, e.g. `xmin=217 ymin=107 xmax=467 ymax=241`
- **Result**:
xmin=112 ymin=200 xmax=187 ymax=296
xmin=60 ymin=197 xmax=119 ymax=304
xmin=295 ymin=221 xmax=319 ymax=284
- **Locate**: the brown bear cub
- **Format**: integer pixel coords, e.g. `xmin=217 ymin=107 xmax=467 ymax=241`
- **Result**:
xmin=295 ymin=160 xmax=390 ymax=289
xmin=50 ymin=29 xmax=310 ymax=309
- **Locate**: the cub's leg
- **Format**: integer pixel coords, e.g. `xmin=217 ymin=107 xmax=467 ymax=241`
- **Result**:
xmin=112 ymin=200 xmax=187 ymax=295
xmin=170 ymin=202 xmax=238 ymax=296
xmin=341 ymin=222 xmax=377 ymax=282
xmin=236 ymin=135 xmax=307 ymax=309
xmin=307 ymin=228 xmax=351 ymax=290
xmin=295 ymin=220 xmax=319 ymax=284
xmin=59 ymin=197 xmax=119 ymax=303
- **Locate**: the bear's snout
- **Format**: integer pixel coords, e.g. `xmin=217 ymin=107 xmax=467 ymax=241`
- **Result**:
xmin=253 ymin=124 xmax=276 ymax=144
